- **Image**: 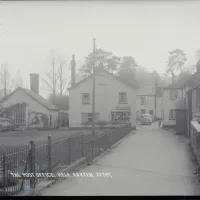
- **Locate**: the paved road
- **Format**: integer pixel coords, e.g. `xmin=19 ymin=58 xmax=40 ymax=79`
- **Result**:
xmin=41 ymin=123 xmax=200 ymax=196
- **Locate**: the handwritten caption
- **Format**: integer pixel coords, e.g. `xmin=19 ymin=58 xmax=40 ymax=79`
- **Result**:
xmin=10 ymin=172 xmax=112 ymax=178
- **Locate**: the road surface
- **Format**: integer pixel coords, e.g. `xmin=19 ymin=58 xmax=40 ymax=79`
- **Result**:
xmin=41 ymin=123 xmax=200 ymax=196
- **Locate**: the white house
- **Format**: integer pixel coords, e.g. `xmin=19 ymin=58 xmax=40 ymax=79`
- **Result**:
xmin=162 ymin=76 xmax=188 ymax=128
xmin=0 ymin=74 xmax=59 ymax=129
xmin=136 ymin=86 xmax=156 ymax=120
xmin=68 ymin=56 xmax=137 ymax=129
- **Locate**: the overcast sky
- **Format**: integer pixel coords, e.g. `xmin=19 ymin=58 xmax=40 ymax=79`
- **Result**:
xmin=0 ymin=1 xmax=200 ymax=97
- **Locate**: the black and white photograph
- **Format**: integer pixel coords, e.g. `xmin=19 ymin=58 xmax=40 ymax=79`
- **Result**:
xmin=0 ymin=0 xmax=200 ymax=196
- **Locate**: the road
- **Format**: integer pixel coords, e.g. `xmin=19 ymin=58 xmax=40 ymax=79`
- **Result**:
xmin=41 ymin=123 xmax=200 ymax=196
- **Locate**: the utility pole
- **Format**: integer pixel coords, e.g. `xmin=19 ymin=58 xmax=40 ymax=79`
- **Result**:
xmin=92 ymin=38 xmax=96 ymax=135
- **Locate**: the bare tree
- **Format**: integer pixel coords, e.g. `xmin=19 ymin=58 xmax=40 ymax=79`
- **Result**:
xmin=57 ymin=56 xmax=70 ymax=96
xmin=0 ymin=63 xmax=11 ymax=97
xmin=43 ymin=51 xmax=60 ymax=101
xmin=43 ymin=51 xmax=71 ymax=99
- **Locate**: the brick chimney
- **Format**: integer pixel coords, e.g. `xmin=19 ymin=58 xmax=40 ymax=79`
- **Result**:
xmin=71 ymin=54 xmax=76 ymax=87
xmin=30 ymin=73 xmax=39 ymax=94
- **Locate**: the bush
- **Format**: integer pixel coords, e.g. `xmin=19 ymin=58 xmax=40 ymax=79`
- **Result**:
xmin=0 ymin=171 xmax=18 ymax=188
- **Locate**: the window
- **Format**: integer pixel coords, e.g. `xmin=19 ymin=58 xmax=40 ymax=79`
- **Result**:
xmin=82 ymin=93 xmax=90 ymax=104
xmin=141 ymin=109 xmax=146 ymax=115
xmin=119 ymin=92 xmax=127 ymax=104
xmin=169 ymin=90 xmax=178 ymax=100
xmin=111 ymin=112 xmax=130 ymax=122
xmin=149 ymin=110 xmax=154 ymax=116
xmin=169 ymin=109 xmax=176 ymax=120
xmin=13 ymin=103 xmax=26 ymax=125
xmin=81 ymin=113 xmax=100 ymax=124
xmin=88 ymin=113 xmax=93 ymax=122
xmin=140 ymin=96 xmax=146 ymax=105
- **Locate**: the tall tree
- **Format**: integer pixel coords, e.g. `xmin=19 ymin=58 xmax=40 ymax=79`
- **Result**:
xmin=167 ymin=49 xmax=187 ymax=75
xmin=57 ymin=56 xmax=70 ymax=96
xmin=117 ymin=56 xmax=138 ymax=87
xmin=152 ymin=70 xmax=161 ymax=86
xmin=79 ymin=49 xmax=120 ymax=77
xmin=43 ymin=51 xmax=70 ymax=98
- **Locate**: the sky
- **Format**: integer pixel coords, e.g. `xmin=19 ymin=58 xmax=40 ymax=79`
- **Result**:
xmin=0 ymin=1 xmax=200 ymax=97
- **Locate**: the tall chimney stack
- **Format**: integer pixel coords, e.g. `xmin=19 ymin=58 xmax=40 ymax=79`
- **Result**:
xmin=71 ymin=54 xmax=76 ymax=86
xmin=30 ymin=73 xmax=39 ymax=94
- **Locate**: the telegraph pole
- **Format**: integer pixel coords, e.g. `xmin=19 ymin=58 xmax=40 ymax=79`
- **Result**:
xmin=92 ymin=38 xmax=96 ymax=135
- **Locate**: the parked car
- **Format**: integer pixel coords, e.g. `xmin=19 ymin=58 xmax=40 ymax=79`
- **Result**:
xmin=141 ymin=114 xmax=153 ymax=122
xmin=141 ymin=116 xmax=152 ymax=125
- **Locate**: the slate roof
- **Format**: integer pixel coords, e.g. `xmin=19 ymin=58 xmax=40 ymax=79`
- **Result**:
xmin=0 ymin=87 xmax=59 ymax=111
xmin=68 ymin=69 xmax=137 ymax=90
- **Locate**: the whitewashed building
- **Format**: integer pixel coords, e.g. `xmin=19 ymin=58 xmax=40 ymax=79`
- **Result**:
xmin=136 ymin=86 xmax=156 ymax=120
xmin=68 ymin=56 xmax=137 ymax=129
xmin=162 ymin=76 xmax=189 ymax=128
xmin=0 ymin=74 xmax=59 ymax=129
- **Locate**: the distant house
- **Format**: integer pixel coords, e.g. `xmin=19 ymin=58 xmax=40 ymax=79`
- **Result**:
xmin=162 ymin=75 xmax=190 ymax=128
xmin=136 ymin=86 xmax=163 ymax=120
xmin=68 ymin=55 xmax=137 ymax=129
xmin=0 ymin=74 xmax=59 ymax=129
xmin=136 ymin=86 xmax=156 ymax=119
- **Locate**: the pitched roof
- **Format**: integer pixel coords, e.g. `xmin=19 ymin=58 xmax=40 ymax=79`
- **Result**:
xmin=0 ymin=87 xmax=59 ymax=111
xmin=68 ymin=69 xmax=137 ymax=90
xmin=163 ymin=74 xmax=191 ymax=90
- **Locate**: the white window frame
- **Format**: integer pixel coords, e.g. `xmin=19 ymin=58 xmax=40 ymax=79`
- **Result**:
xmin=119 ymin=92 xmax=127 ymax=104
xmin=169 ymin=90 xmax=178 ymax=100
xmin=88 ymin=113 xmax=93 ymax=122
xmin=82 ymin=93 xmax=90 ymax=104
xmin=140 ymin=96 xmax=146 ymax=105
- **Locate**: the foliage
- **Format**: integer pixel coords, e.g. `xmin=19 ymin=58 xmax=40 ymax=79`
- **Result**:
xmin=167 ymin=49 xmax=187 ymax=75
xmin=117 ymin=56 xmax=139 ymax=88
xmin=79 ymin=49 xmax=120 ymax=77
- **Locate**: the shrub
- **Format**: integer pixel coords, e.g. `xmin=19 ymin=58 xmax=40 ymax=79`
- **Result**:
xmin=0 ymin=171 xmax=18 ymax=188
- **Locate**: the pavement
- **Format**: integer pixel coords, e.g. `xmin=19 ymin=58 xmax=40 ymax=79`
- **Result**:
xmin=41 ymin=123 xmax=200 ymax=196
